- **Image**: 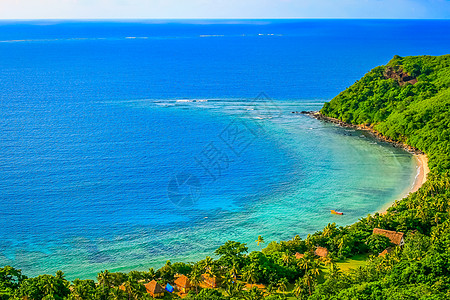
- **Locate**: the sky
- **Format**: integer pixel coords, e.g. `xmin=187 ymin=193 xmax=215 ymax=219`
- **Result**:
xmin=0 ymin=0 xmax=449 ymax=19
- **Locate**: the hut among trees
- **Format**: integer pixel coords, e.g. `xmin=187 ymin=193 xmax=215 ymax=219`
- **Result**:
xmin=295 ymin=252 xmax=304 ymax=259
xmin=372 ymin=228 xmax=405 ymax=246
xmin=314 ymin=246 xmax=329 ymax=258
xmin=145 ymin=280 xmax=165 ymax=298
xmin=174 ymin=274 xmax=192 ymax=294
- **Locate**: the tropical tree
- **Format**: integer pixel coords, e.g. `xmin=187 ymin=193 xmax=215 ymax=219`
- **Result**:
xmin=303 ymin=273 xmax=314 ymax=296
xmin=366 ymin=234 xmax=392 ymax=254
xmin=108 ymin=287 xmax=128 ymax=300
xmin=97 ymin=270 xmax=112 ymax=288
xmin=189 ymin=268 xmax=203 ymax=294
xmin=327 ymin=263 xmax=342 ymax=280
xmin=70 ymin=279 xmax=96 ymax=300
xmin=255 ymin=236 xmax=265 ymax=247
xmin=281 ymin=252 xmax=293 ymax=266
xmin=293 ymin=278 xmax=306 ymax=299
xmin=242 ymin=265 xmax=258 ymax=288
xmin=215 ymin=241 xmax=248 ymax=268
xmin=122 ymin=280 xmax=145 ymax=300
xmin=244 ymin=286 xmax=264 ymax=300
xmin=277 ymin=277 xmax=288 ymax=293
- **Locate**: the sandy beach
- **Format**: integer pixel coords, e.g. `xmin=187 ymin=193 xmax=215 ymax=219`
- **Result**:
xmin=411 ymin=154 xmax=430 ymax=193
xmin=380 ymin=153 xmax=429 ymax=214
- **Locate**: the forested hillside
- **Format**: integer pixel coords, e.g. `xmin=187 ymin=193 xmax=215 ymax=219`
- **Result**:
xmin=316 ymin=54 xmax=450 ymax=299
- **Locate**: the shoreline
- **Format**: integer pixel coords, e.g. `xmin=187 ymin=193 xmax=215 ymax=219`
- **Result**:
xmin=378 ymin=153 xmax=429 ymax=214
xmin=302 ymin=111 xmax=429 ymax=214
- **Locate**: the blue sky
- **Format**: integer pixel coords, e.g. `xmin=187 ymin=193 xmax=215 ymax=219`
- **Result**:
xmin=0 ymin=0 xmax=449 ymax=19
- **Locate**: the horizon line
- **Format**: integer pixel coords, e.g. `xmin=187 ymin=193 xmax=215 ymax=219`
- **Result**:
xmin=0 ymin=17 xmax=449 ymax=21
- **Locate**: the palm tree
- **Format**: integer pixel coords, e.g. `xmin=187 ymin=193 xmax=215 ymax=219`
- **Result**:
xmin=322 ymin=223 xmax=335 ymax=237
xmin=223 ymin=283 xmax=235 ymax=298
xmin=244 ymin=286 xmax=264 ymax=300
xmin=229 ymin=262 xmax=239 ymax=280
xmin=242 ymin=267 xmax=258 ymax=288
xmin=224 ymin=281 xmax=244 ymax=298
xmin=145 ymin=268 xmax=156 ymax=281
xmin=297 ymin=257 xmax=312 ymax=273
xmin=109 ymin=287 xmax=127 ymax=300
xmin=55 ymin=270 xmax=65 ymax=280
xmin=122 ymin=281 xmax=133 ymax=300
xmin=327 ymin=263 xmax=342 ymax=280
xmin=255 ymin=235 xmax=265 ymax=247
xmin=293 ymin=278 xmax=305 ymax=299
xmin=43 ymin=277 xmax=56 ymax=297
xmin=97 ymin=270 xmax=112 ymax=288
xmin=266 ymin=283 xmax=276 ymax=294
xmin=233 ymin=282 xmax=245 ymax=297
xmin=303 ymin=273 xmax=313 ymax=296
xmin=277 ymin=277 xmax=288 ymax=294
xmin=309 ymin=261 xmax=321 ymax=279
xmin=323 ymin=255 xmax=335 ymax=266
xmin=221 ymin=272 xmax=234 ymax=289
xmin=281 ymin=252 xmax=292 ymax=266
xmin=353 ymin=266 xmax=367 ymax=282
xmin=189 ymin=269 xmax=203 ymax=294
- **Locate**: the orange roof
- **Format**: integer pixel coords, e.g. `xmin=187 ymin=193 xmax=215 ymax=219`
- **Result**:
xmin=314 ymin=246 xmax=328 ymax=257
xmin=145 ymin=280 xmax=165 ymax=295
xmin=174 ymin=275 xmax=191 ymax=288
xmin=373 ymin=228 xmax=404 ymax=246
xmin=295 ymin=252 xmax=304 ymax=259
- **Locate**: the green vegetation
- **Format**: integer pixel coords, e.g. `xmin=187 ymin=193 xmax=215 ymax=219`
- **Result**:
xmin=2 ymin=55 xmax=450 ymax=299
xmin=335 ymin=254 xmax=369 ymax=272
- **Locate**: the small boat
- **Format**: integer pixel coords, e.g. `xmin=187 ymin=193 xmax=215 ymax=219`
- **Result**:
xmin=331 ymin=210 xmax=344 ymax=215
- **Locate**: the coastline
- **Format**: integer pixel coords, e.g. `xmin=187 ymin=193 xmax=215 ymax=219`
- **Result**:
xmin=378 ymin=153 xmax=429 ymax=214
xmin=302 ymin=111 xmax=430 ymax=214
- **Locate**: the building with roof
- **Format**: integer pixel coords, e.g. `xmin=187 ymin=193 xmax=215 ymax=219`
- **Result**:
xmin=174 ymin=274 xmax=192 ymax=294
xmin=372 ymin=228 xmax=405 ymax=246
xmin=145 ymin=280 xmax=165 ymax=298
xmin=314 ymin=246 xmax=329 ymax=258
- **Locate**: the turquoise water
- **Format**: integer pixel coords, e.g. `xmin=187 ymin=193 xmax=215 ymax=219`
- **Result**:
xmin=1 ymin=19 xmax=449 ymax=279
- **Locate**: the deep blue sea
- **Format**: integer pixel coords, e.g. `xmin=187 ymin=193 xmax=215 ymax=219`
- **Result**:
xmin=1 ymin=19 xmax=449 ymax=279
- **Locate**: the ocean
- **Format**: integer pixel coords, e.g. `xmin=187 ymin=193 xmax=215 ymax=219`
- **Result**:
xmin=1 ymin=19 xmax=449 ymax=279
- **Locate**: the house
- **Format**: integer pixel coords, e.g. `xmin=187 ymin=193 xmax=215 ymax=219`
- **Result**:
xmin=295 ymin=252 xmax=304 ymax=259
xmin=145 ymin=280 xmax=165 ymax=298
xmin=372 ymin=228 xmax=405 ymax=246
xmin=314 ymin=246 xmax=328 ymax=258
xmin=202 ymin=273 xmax=221 ymax=288
xmin=174 ymin=274 xmax=192 ymax=294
